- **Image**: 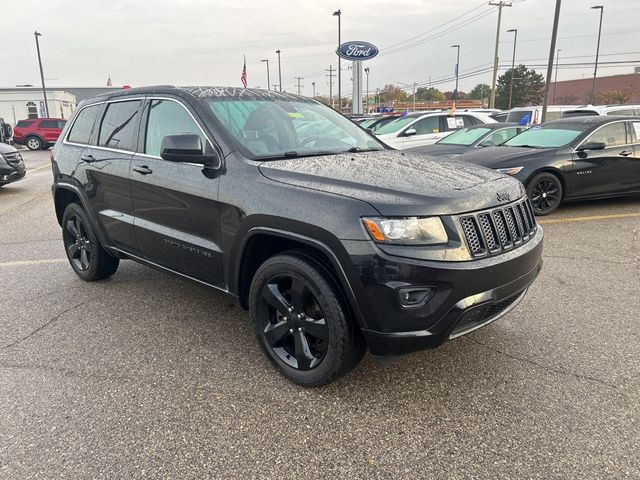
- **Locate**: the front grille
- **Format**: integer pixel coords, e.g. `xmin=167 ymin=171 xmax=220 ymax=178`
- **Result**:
xmin=3 ymin=152 xmax=23 ymax=166
xmin=451 ymin=290 xmax=524 ymax=337
xmin=459 ymin=198 xmax=537 ymax=258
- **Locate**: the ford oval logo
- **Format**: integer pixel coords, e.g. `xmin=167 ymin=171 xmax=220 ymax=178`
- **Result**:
xmin=336 ymin=41 xmax=379 ymax=61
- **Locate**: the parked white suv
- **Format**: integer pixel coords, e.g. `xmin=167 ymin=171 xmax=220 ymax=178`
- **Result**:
xmin=375 ymin=111 xmax=496 ymax=149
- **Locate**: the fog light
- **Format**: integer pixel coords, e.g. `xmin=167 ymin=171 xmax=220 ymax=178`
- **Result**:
xmin=398 ymin=287 xmax=436 ymax=308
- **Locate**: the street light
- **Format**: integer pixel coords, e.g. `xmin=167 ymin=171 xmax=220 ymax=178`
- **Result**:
xmin=260 ymin=59 xmax=270 ymax=91
xmin=553 ymin=48 xmax=561 ymax=104
xmin=591 ymin=5 xmax=604 ymax=103
xmin=275 ymin=49 xmax=282 ymax=92
xmin=507 ymin=29 xmax=518 ymax=109
xmin=333 ymin=9 xmax=341 ymax=111
xmin=451 ymin=45 xmax=460 ymax=104
xmin=33 ymin=31 xmax=49 ymax=117
xmin=364 ymin=67 xmax=370 ymax=113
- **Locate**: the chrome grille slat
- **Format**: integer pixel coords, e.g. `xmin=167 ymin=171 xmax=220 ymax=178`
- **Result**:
xmin=459 ymin=198 xmax=538 ymax=258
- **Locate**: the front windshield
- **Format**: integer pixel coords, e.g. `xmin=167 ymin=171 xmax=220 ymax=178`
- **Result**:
xmin=374 ymin=116 xmax=417 ymax=135
xmin=438 ymin=127 xmax=491 ymax=146
xmin=206 ymin=97 xmax=385 ymax=159
xmin=359 ymin=118 xmax=378 ymax=129
xmin=504 ymin=124 xmax=587 ymax=148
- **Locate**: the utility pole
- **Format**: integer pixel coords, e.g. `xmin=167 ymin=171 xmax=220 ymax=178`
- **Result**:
xmin=428 ymin=75 xmax=432 ymax=110
xmin=451 ymin=44 xmax=460 ymax=105
xmin=507 ymin=29 xmax=518 ymax=109
xmin=326 ymin=65 xmax=335 ymax=108
xmin=364 ymin=67 xmax=370 ymax=113
xmin=413 ymin=83 xmax=417 ymax=112
xmin=260 ymin=59 xmax=270 ymax=90
xmin=312 ymin=81 xmax=316 ymax=98
xmin=590 ymin=5 xmax=604 ymax=103
xmin=34 ymin=31 xmax=49 ymax=117
xmin=333 ymin=10 xmax=342 ymax=112
xmin=553 ymin=48 xmax=561 ymax=104
xmin=541 ymin=0 xmax=562 ymax=123
xmin=489 ymin=1 xmax=512 ymax=109
xmin=275 ymin=50 xmax=282 ymax=92
xmin=295 ymin=77 xmax=304 ymax=95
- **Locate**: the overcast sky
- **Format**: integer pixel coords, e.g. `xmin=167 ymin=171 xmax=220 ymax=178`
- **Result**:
xmin=1 ymin=0 xmax=639 ymax=97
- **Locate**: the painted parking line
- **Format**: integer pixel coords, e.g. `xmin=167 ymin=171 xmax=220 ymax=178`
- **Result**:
xmin=0 ymin=258 xmax=67 ymax=267
xmin=538 ymin=212 xmax=640 ymax=225
xmin=26 ymin=164 xmax=51 ymax=173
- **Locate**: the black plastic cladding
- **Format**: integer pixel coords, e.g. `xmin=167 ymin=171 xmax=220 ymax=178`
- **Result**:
xmin=460 ymin=198 xmax=537 ymax=258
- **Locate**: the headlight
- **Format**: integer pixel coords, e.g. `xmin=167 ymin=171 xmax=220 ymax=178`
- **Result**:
xmin=362 ymin=217 xmax=448 ymax=245
xmin=497 ymin=166 xmax=524 ymax=176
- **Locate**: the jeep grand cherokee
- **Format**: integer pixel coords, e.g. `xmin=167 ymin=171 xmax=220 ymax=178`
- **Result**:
xmin=51 ymin=86 xmax=543 ymax=386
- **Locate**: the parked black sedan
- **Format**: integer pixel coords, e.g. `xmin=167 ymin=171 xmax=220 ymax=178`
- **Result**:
xmin=456 ymin=116 xmax=640 ymax=215
xmin=0 ymin=142 xmax=26 ymax=187
xmin=405 ymin=123 xmax=526 ymax=157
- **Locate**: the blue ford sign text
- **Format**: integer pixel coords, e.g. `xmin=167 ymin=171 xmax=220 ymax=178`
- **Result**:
xmin=336 ymin=41 xmax=379 ymax=61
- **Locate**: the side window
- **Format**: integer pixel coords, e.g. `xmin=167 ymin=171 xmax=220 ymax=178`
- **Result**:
xmin=586 ymin=122 xmax=627 ymax=147
xmin=411 ymin=116 xmax=439 ymax=135
xmin=58 ymin=120 xmax=67 ymax=129
xmin=546 ymin=111 xmax=562 ymax=121
xmin=630 ymin=122 xmax=640 ymax=144
xmin=67 ymin=104 xmax=102 ymax=145
xmin=98 ymin=100 xmax=142 ymax=151
xmin=40 ymin=120 xmax=58 ymax=128
xmin=481 ymin=128 xmax=520 ymax=146
xmin=16 ymin=120 xmax=35 ymax=128
xmin=461 ymin=115 xmax=480 ymax=127
xmin=145 ymin=99 xmax=208 ymax=157
xmin=608 ymin=109 xmax=634 ymax=116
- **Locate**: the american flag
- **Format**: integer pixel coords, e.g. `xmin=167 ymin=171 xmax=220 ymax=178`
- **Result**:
xmin=240 ymin=56 xmax=247 ymax=88
xmin=106 ymin=75 xmax=112 ymax=87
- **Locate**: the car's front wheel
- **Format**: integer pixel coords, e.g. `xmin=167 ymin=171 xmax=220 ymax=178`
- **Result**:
xmin=26 ymin=136 xmax=42 ymax=151
xmin=62 ymin=202 xmax=119 ymax=281
xmin=527 ymin=172 xmax=563 ymax=216
xmin=249 ymin=253 xmax=365 ymax=386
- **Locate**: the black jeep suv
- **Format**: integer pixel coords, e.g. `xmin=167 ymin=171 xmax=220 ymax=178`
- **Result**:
xmin=51 ymin=86 xmax=543 ymax=386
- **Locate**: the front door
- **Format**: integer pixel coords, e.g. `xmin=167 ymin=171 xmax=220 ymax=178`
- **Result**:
xmin=400 ymin=115 xmax=442 ymax=148
xmin=569 ymin=121 xmax=632 ymax=198
xmin=129 ymin=97 xmax=223 ymax=287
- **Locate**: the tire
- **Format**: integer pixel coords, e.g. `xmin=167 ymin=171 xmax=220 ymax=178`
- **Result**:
xmin=26 ymin=136 xmax=42 ymax=151
xmin=527 ymin=172 xmax=563 ymax=216
xmin=249 ymin=253 xmax=365 ymax=387
xmin=61 ymin=202 xmax=119 ymax=281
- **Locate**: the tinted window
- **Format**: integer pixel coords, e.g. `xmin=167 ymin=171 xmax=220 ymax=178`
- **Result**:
xmin=608 ymin=109 xmax=634 ymax=116
xmin=145 ymin=99 xmax=208 ymax=157
xmin=585 ymin=122 xmax=627 ymax=147
xmin=438 ymin=127 xmax=490 ymax=145
xmin=98 ymin=100 xmax=142 ymax=151
xmin=412 ymin=116 xmax=439 ymax=135
xmin=40 ymin=120 xmax=59 ymax=128
xmin=67 ymin=104 xmax=102 ymax=144
xmin=16 ymin=120 xmax=35 ymax=128
xmin=506 ymin=110 xmax=533 ymax=124
xmin=630 ymin=122 xmax=640 ymax=143
xmin=461 ymin=115 xmax=481 ymax=127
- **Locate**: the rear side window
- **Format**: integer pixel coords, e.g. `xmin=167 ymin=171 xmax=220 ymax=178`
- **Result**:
xmin=40 ymin=120 xmax=59 ymax=128
xmin=67 ymin=105 xmax=102 ymax=144
xmin=98 ymin=100 xmax=142 ymax=151
xmin=16 ymin=120 xmax=34 ymax=128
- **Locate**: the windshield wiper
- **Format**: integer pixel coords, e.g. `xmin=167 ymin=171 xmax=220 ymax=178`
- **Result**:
xmin=511 ymin=144 xmax=540 ymax=149
xmin=345 ymin=146 xmax=383 ymax=153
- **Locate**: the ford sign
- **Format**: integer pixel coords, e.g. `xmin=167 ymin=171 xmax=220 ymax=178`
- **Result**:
xmin=336 ymin=41 xmax=379 ymax=61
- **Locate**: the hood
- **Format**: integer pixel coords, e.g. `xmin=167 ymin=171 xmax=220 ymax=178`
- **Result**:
xmin=457 ymin=145 xmax=558 ymax=168
xmin=0 ymin=143 xmax=18 ymax=155
xmin=406 ymin=144 xmax=473 ymax=157
xmin=259 ymin=151 xmax=525 ymax=216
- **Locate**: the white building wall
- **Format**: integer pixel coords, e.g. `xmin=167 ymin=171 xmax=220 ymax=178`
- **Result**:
xmin=0 ymin=91 xmax=76 ymax=126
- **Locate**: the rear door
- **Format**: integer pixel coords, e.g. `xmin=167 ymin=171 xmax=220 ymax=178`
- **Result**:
xmin=570 ymin=120 xmax=633 ymax=197
xmin=38 ymin=119 xmax=63 ymax=144
xmin=77 ymin=98 xmax=143 ymax=253
xmin=129 ymin=97 xmax=223 ymax=286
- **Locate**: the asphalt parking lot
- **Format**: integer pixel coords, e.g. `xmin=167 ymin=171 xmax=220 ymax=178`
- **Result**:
xmin=1 ymin=149 xmax=639 ymax=479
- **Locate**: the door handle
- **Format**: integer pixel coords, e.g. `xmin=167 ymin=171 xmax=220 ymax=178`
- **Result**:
xmin=620 ymin=150 xmax=632 ymax=157
xmin=80 ymin=154 xmax=96 ymax=163
xmin=132 ymin=165 xmax=153 ymax=175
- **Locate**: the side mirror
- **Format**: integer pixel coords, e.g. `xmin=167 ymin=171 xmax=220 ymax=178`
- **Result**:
xmin=160 ymin=134 xmax=220 ymax=169
xmin=577 ymin=141 xmax=606 ymax=152
xmin=404 ymin=128 xmax=417 ymax=137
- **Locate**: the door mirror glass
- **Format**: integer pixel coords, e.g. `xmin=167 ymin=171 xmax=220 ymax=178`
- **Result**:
xmin=577 ymin=141 xmax=606 ymax=151
xmin=404 ymin=128 xmax=417 ymax=136
xmin=160 ymin=134 xmax=204 ymax=162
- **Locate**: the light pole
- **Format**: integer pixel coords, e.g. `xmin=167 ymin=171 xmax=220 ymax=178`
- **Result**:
xmin=541 ymin=0 xmax=562 ymax=123
xmin=507 ymin=29 xmax=518 ymax=109
xmin=312 ymin=81 xmax=316 ymax=98
xmin=275 ymin=49 xmax=282 ymax=92
xmin=591 ymin=5 xmax=604 ymax=103
xmin=333 ymin=9 xmax=341 ymax=111
xmin=34 ymin=31 xmax=49 ymax=117
xmin=553 ymin=48 xmax=561 ymax=104
xmin=451 ymin=44 xmax=460 ymax=104
xmin=260 ymin=59 xmax=270 ymax=91
xmin=364 ymin=67 xmax=370 ymax=113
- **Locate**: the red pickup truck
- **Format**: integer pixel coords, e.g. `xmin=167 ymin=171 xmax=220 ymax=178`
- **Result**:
xmin=12 ymin=118 xmax=67 ymax=150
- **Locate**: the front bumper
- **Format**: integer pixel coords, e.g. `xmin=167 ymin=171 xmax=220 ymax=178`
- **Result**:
xmin=344 ymin=227 xmax=543 ymax=356
xmin=0 ymin=162 xmax=26 ymax=185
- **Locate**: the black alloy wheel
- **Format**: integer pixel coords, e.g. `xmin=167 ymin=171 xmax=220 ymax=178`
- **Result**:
xmin=249 ymin=253 xmax=365 ymax=386
xmin=61 ymin=202 xmax=119 ymax=281
xmin=527 ymin=172 xmax=563 ymax=216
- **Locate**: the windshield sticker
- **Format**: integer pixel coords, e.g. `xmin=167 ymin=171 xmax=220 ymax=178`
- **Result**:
xmin=287 ymin=112 xmax=304 ymax=118
xmin=531 ymin=125 xmax=542 ymax=130
xmin=456 ymin=118 xmax=464 ymax=127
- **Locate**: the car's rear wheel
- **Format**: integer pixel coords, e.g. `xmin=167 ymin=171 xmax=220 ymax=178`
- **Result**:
xmin=527 ymin=172 xmax=563 ymax=216
xmin=26 ymin=136 xmax=42 ymax=151
xmin=62 ymin=202 xmax=119 ymax=281
xmin=249 ymin=253 xmax=365 ymax=387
